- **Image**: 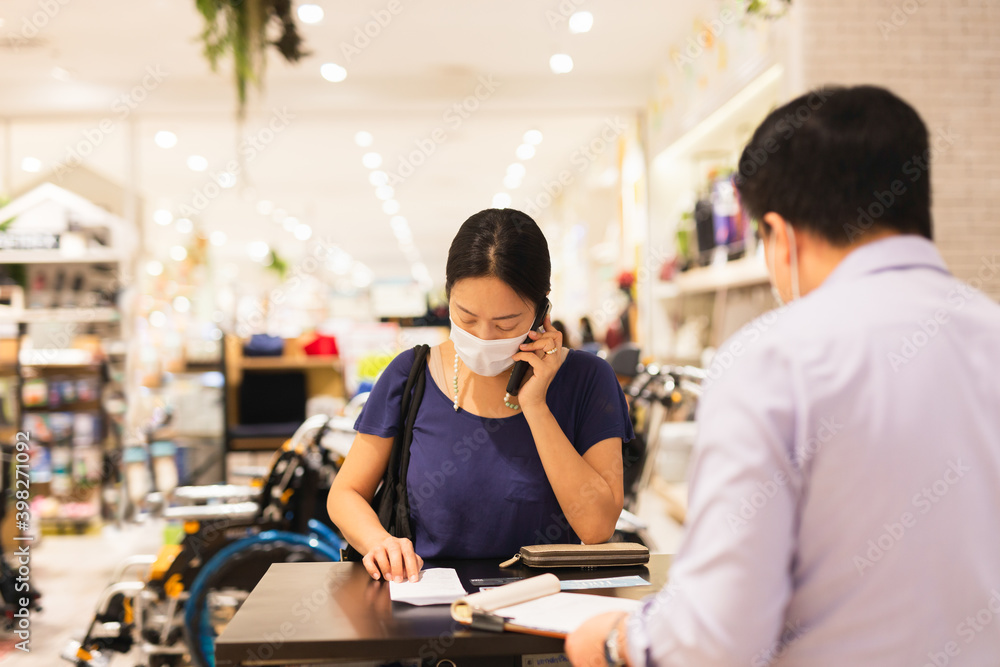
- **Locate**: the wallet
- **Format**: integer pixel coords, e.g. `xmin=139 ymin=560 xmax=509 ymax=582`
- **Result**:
xmin=499 ymin=543 xmax=650 ymax=568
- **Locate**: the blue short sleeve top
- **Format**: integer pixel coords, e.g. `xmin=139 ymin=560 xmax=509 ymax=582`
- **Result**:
xmin=353 ymin=348 xmax=635 ymax=559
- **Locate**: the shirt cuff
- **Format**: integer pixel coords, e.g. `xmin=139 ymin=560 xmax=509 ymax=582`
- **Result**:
xmin=625 ymin=603 xmax=654 ymax=667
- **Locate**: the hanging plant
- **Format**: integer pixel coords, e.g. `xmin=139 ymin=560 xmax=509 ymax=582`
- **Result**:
xmin=744 ymin=0 xmax=792 ymax=20
xmin=195 ymin=0 xmax=309 ymax=119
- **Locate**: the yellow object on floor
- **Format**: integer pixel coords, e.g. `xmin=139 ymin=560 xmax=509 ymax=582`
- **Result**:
xmin=150 ymin=544 xmax=183 ymax=582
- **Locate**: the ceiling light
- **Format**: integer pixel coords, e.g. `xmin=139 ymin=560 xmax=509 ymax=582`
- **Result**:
xmin=187 ymin=155 xmax=208 ymax=172
xmin=382 ymin=200 xmax=400 ymax=215
xmin=217 ymin=172 xmax=236 ymax=188
xmin=149 ymin=310 xmax=167 ymax=328
xmin=257 ymin=200 xmax=273 ymax=215
xmin=176 ymin=218 xmax=193 ymax=234
xmin=352 ymin=264 xmax=374 ymax=288
xmin=146 ymin=260 xmax=164 ymax=277
xmin=169 ymin=245 xmax=188 ymax=262
xmin=568 ymin=11 xmax=594 ymax=34
xmin=248 ymin=241 xmax=270 ymax=261
xmin=294 ymin=223 xmax=313 ymax=241
xmin=297 ymin=4 xmax=324 ymax=24
xmin=507 ymin=163 xmax=526 ymax=179
xmin=320 ymin=63 xmax=347 ymax=83
xmin=402 ymin=245 xmax=421 ymax=262
xmin=492 ymin=192 xmax=512 ymax=208
xmin=369 ymin=170 xmax=389 ymax=187
xmin=549 ymin=54 xmax=574 ymax=74
xmin=329 ymin=250 xmax=353 ymax=275
xmin=411 ymin=263 xmax=431 ymax=283
xmin=516 ymin=144 xmax=536 ymax=160
xmin=523 ymin=130 xmax=543 ymax=145
xmin=210 ymin=231 xmax=227 ymax=246
xmin=391 ymin=216 xmax=412 ymax=243
xmin=173 ymin=296 xmax=191 ymax=313
xmin=503 ymin=174 xmax=523 ymax=190
xmin=51 ymin=67 xmax=72 ymax=82
xmin=153 ymin=209 xmax=173 ymax=226
xmin=355 ymin=131 xmax=373 ymax=147
xmin=375 ymin=185 xmax=394 ymax=201
xmin=283 ymin=216 xmax=299 ymax=231
xmin=362 ymin=152 xmax=382 ymax=169
xmin=21 ymin=157 xmax=41 ymax=173
xmin=154 ymin=131 xmax=177 ymax=148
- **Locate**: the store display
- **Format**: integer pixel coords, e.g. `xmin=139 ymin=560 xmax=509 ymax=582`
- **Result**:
xmin=150 ymin=440 xmax=179 ymax=495
xmin=22 ymin=377 xmax=47 ymax=407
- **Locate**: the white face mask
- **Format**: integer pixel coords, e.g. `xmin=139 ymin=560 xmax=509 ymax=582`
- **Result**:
xmin=450 ymin=318 xmax=531 ymax=377
xmin=767 ymin=223 xmax=801 ymax=306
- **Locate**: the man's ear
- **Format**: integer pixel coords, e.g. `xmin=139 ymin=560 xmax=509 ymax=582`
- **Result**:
xmin=762 ymin=212 xmax=792 ymax=266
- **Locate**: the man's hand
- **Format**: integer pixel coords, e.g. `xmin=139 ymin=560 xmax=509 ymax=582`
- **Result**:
xmin=565 ymin=612 xmax=628 ymax=667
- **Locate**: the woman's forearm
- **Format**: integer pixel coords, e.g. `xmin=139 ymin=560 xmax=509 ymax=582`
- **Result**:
xmin=523 ymin=406 xmax=622 ymax=543
xmin=327 ymin=482 xmax=392 ymax=554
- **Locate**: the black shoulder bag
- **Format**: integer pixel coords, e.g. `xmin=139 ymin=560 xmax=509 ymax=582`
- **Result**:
xmin=342 ymin=344 xmax=430 ymax=561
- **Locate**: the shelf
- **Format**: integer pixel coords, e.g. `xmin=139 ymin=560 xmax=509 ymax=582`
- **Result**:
xmin=240 ymin=355 xmax=342 ymax=371
xmin=181 ymin=361 xmax=223 ymax=372
xmin=0 ymin=307 xmax=119 ymax=324
xmin=228 ymin=436 xmax=289 ymax=452
xmin=159 ymin=427 xmax=223 ymax=440
xmin=656 ymin=256 xmax=769 ymax=297
xmin=20 ymin=349 xmax=99 ymax=367
xmin=24 ymin=400 xmax=102 ymax=412
xmin=0 ymin=249 xmax=122 ymax=264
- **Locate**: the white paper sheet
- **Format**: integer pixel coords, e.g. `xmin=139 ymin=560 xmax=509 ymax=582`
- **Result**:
xmin=495 ymin=592 xmax=641 ymax=636
xmin=389 ymin=568 xmax=468 ymax=606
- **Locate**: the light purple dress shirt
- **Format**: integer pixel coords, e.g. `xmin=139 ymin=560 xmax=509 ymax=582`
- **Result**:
xmin=628 ymin=236 xmax=1000 ymax=665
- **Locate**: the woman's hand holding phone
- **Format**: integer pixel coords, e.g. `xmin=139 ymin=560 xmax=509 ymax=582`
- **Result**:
xmin=510 ymin=313 xmax=565 ymax=414
xmin=362 ymin=535 xmax=424 ymax=583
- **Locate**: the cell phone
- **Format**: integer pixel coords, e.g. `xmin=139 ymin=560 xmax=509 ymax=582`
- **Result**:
xmin=505 ymin=299 xmax=552 ymax=397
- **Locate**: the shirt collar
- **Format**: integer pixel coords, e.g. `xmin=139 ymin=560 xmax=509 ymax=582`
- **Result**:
xmin=821 ymin=234 xmax=950 ymax=289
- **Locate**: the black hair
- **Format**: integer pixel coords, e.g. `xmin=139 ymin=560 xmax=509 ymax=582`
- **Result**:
xmin=735 ymin=85 xmax=932 ymax=245
xmin=445 ymin=208 xmax=551 ymax=308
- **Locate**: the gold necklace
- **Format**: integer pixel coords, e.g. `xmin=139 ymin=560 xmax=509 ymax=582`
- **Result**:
xmin=452 ymin=353 xmax=520 ymax=412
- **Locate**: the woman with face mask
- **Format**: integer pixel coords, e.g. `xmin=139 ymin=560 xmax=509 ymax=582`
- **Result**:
xmin=328 ymin=208 xmax=634 ymax=582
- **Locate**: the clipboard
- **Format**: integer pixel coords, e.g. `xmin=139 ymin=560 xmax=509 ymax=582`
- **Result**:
xmin=450 ymin=574 xmax=640 ymax=638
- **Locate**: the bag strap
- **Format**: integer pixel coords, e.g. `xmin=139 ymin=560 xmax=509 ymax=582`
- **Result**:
xmin=376 ymin=344 xmax=431 ymax=541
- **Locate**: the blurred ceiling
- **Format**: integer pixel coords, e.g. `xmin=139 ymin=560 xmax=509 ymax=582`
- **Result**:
xmin=0 ymin=0 xmax=697 ymax=285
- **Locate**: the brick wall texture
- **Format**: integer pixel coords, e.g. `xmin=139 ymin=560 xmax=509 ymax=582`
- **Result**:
xmin=797 ymin=0 xmax=1000 ymax=299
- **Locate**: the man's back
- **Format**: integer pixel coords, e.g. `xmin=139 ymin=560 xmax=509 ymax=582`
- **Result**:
xmin=639 ymin=235 xmax=1000 ymax=665
xmin=771 ymin=235 xmax=1000 ymax=663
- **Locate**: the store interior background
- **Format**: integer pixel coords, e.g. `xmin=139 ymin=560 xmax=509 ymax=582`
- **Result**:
xmin=0 ymin=0 xmax=998 ymax=661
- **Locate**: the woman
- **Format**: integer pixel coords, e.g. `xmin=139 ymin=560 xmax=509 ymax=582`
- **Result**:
xmin=328 ymin=208 xmax=634 ymax=583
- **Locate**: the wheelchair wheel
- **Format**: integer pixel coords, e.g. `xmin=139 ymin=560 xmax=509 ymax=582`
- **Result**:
xmin=182 ymin=531 xmax=340 ymax=667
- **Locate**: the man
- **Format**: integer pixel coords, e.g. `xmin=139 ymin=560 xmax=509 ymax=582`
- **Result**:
xmin=566 ymin=85 xmax=1000 ymax=665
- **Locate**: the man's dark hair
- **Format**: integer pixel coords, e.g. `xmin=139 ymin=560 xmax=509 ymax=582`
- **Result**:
xmin=735 ymin=85 xmax=933 ymax=245
xmin=445 ymin=208 xmax=551 ymax=308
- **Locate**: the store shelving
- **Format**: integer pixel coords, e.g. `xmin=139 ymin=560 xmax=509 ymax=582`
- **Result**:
xmin=644 ymin=65 xmax=784 ymax=360
xmin=239 ymin=355 xmax=342 ymax=371
xmin=0 ymin=182 xmax=137 ymax=533
xmin=0 ymin=249 xmax=123 ymax=264
xmin=223 ymin=335 xmax=346 ymax=467
xmin=654 ymin=256 xmax=769 ymax=299
xmin=0 ymin=307 xmax=120 ymax=325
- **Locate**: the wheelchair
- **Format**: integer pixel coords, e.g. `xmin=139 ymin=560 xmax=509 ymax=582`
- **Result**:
xmin=621 ymin=364 xmax=705 ymax=509
xmin=63 ymin=414 xmax=356 ymax=667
